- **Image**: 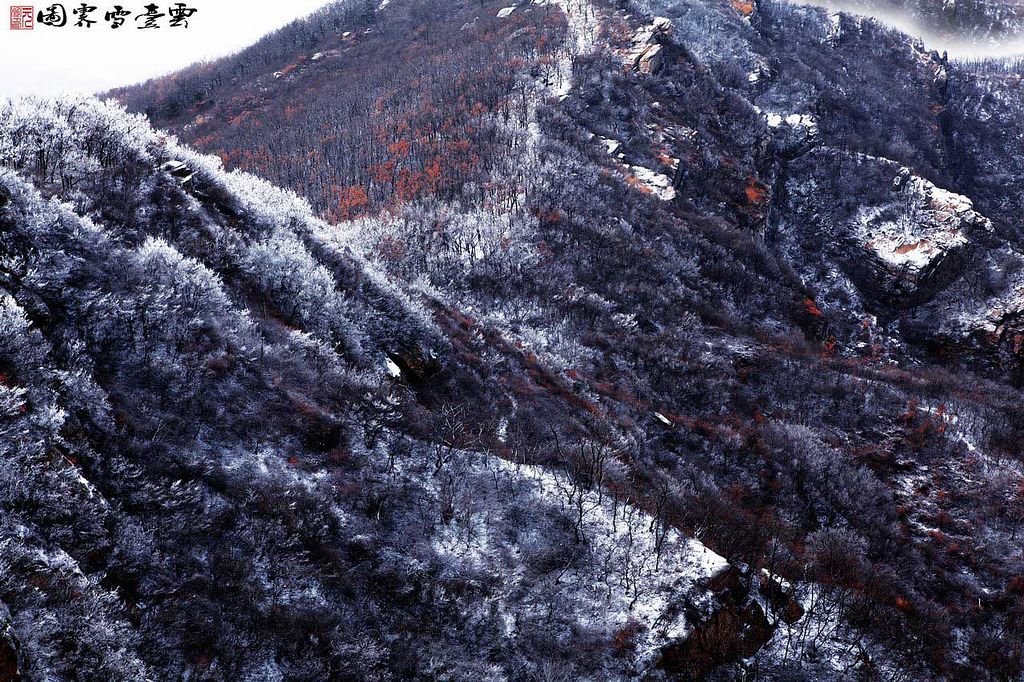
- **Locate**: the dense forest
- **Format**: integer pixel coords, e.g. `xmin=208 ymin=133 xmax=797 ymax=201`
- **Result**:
xmin=2 ymin=0 xmax=1024 ymax=679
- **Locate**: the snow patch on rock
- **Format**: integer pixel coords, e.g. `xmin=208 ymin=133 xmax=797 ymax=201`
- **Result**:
xmin=629 ymin=165 xmax=676 ymax=201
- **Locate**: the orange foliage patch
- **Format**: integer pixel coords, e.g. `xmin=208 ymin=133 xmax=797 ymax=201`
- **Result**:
xmin=369 ymin=161 xmax=396 ymax=185
xmin=626 ymin=173 xmax=654 ymax=194
xmin=388 ymin=139 xmax=412 ymax=159
xmin=822 ymin=335 xmax=837 ymax=356
xmin=895 ymin=596 xmax=914 ymax=613
xmin=731 ymin=0 xmax=755 ymax=16
xmin=743 ymin=176 xmax=768 ymax=204
xmin=329 ymin=184 xmax=369 ymax=222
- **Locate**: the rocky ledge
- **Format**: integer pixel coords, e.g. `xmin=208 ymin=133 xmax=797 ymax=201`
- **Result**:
xmin=780 ymin=150 xmax=992 ymax=309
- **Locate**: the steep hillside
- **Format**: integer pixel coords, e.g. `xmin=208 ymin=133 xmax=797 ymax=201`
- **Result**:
xmin=0 ymin=96 xmax=760 ymax=680
xmin=3 ymin=0 xmax=1024 ymax=679
xmin=112 ymin=0 xmax=568 ymax=221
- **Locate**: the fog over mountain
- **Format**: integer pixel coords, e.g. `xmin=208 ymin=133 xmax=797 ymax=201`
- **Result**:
xmin=802 ymin=0 xmax=1024 ymax=55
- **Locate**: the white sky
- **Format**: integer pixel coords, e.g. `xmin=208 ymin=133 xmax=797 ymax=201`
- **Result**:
xmin=0 ymin=0 xmax=338 ymax=96
xmin=2 ymin=0 xmax=1023 ymax=98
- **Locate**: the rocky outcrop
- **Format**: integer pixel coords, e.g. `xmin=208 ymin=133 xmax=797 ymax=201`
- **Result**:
xmin=851 ymin=171 xmax=988 ymax=306
xmin=777 ymin=149 xmax=992 ymax=310
xmin=904 ymin=244 xmax=1024 ymax=381
xmin=387 ymin=344 xmax=441 ymax=384
xmin=627 ymin=17 xmax=673 ymax=74
xmin=159 ymin=159 xmax=195 ymax=185
xmin=654 ymin=563 xmax=806 ymax=679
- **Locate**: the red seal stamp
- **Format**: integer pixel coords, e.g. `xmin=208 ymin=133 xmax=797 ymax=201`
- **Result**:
xmin=10 ymin=6 xmax=33 ymax=29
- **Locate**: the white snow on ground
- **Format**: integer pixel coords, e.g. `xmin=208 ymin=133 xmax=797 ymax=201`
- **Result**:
xmin=862 ymin=220 xmax=967 ymax=270
xmin=826 ymin=10 xmax=843 ymax=44
xmin=525 ymin=0 xmax=680 ymax=204
xmin=547 ymin=0 xmax=602 ymax=98
xmin=851 ymin=172 xmax=987 ymax=273
xmin=598 ymin=136 xmax=622 ymax=155
xmin=419 ymin=449 xmax=730 ymax=664
xmin=629 ymin=165 xmax=677 ymax=201
xmin=497 ymin=5 xmax=516 ymax=18
xmin=928 ymin=183 xmax=977 ymax=216
xmin=763 ymin=111 xmax=818 ymax=132
xmin=757 ymin=584 xmax=874 ymax=678
xmin=524 ymin=0 xmax=599 ymax=131
xmin=522 ymin=0 xmax=600 ymax=190
xmin=72 ymin=469 xmax=107 ymax=505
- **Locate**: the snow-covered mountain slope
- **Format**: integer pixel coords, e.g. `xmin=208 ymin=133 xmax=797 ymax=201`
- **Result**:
xmin=5 ymin=0 xmax=1024 ymax=679
xmin=0 ymin=95 xmax=770 ymax=680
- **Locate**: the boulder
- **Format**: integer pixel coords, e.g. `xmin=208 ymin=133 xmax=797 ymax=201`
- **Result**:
xmin=778 ymin=150 xmax=992 ymax=309
xmin=637 ymin=44 xmax=664 ymax=74
xmin=160 ymin=159 xmax=195 ymax=185
xmin=628 ymin=17 xmax=673 ymax=73
xmin=849 ymin=175 xmax=988 ymax=306
xmin=760 ymin=570 xmax=805 ymax=624
xmin=652 ymin=16 xmax=673 ymax=33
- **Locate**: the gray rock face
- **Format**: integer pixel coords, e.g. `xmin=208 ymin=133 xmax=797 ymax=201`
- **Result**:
xmin=905 ymin=243 xmax=1024 ymax=378
xmin=776 ymin=149 xmax=991 ymax=309
xmin=628 ymin=17 xmax=674 ymax=74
